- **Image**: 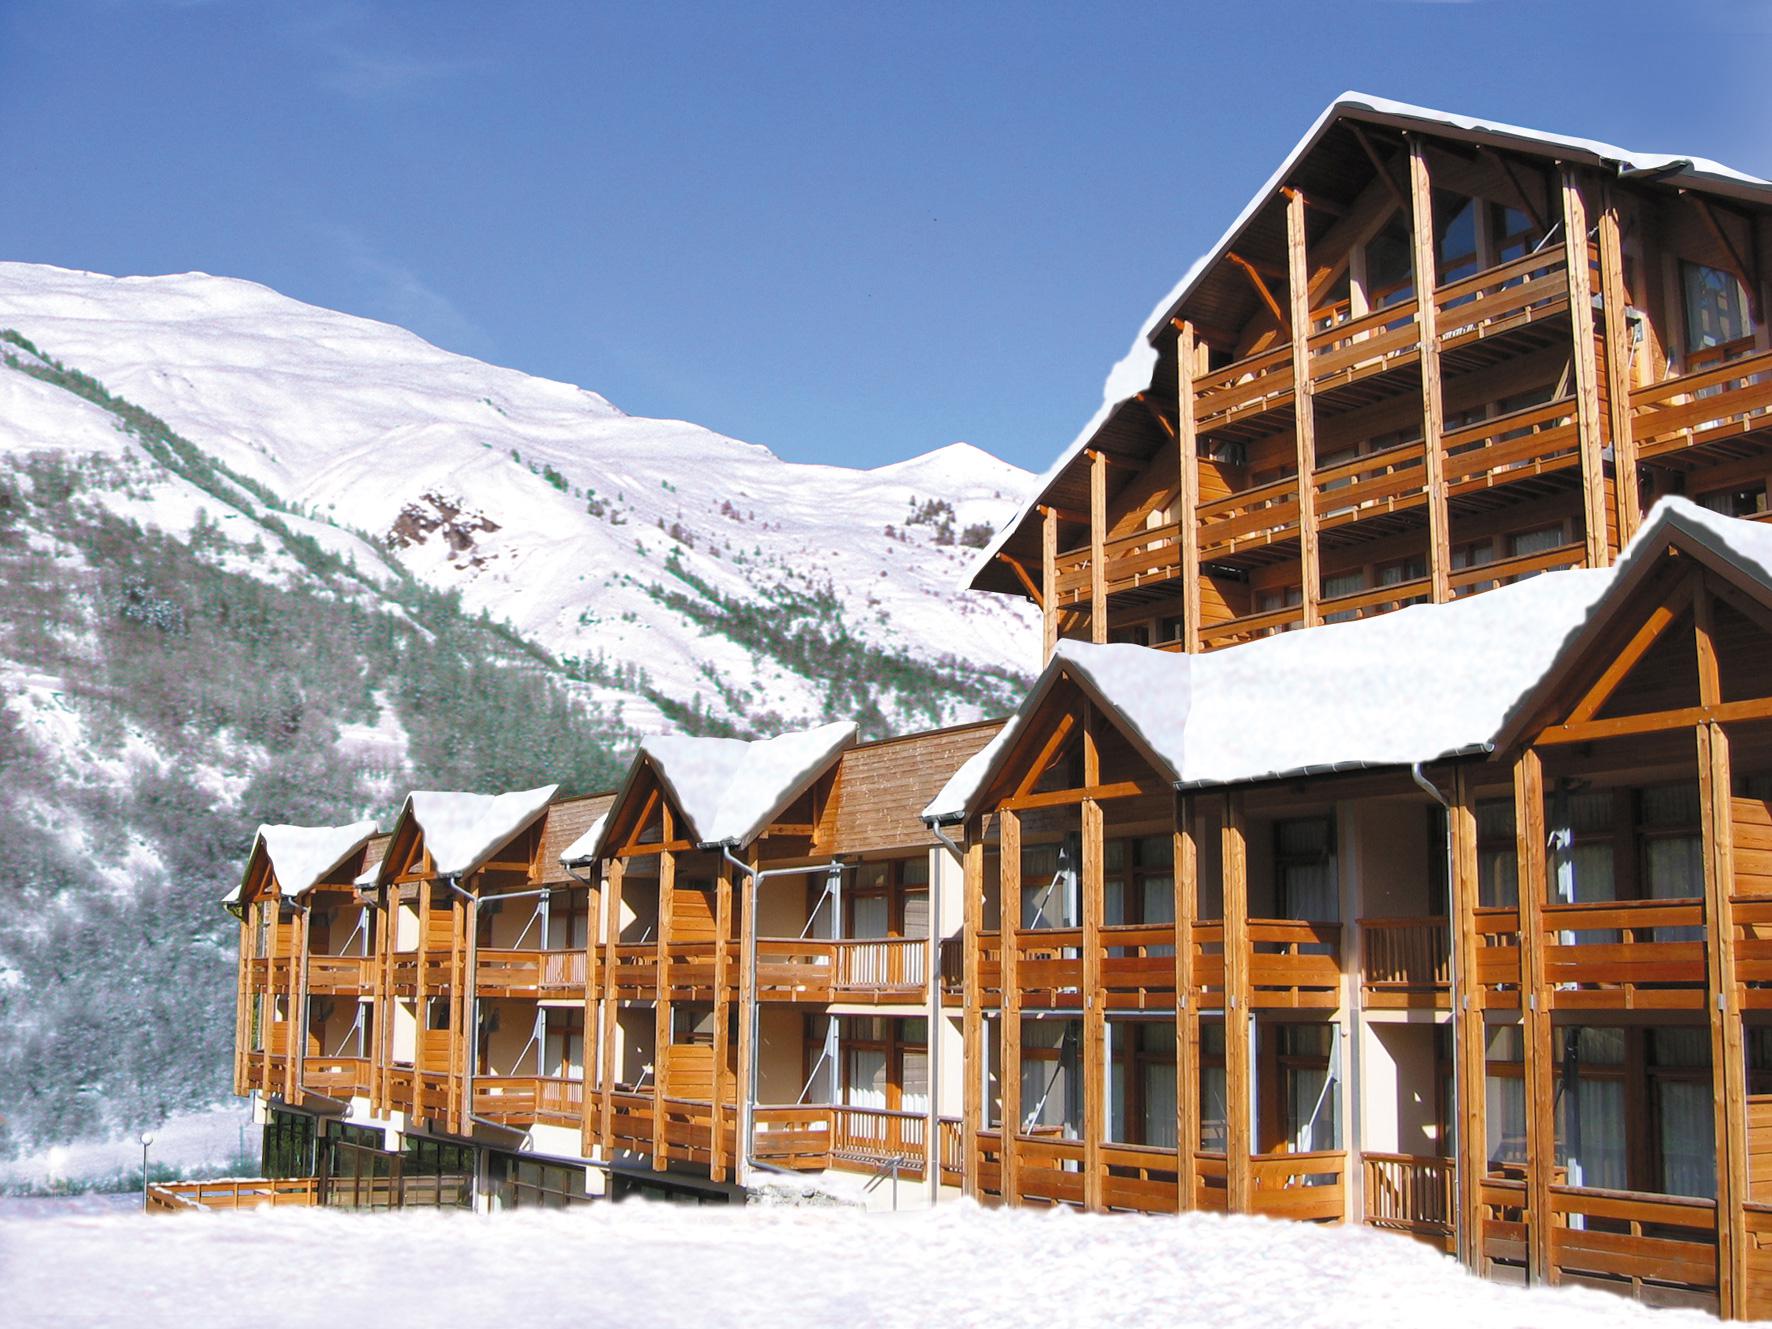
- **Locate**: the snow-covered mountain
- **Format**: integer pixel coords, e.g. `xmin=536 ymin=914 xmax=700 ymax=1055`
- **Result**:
xmin=0 ymin=262 xmax=1037 ymax=735
xmin=0 ymin=261 xmax=1035 ymax=1155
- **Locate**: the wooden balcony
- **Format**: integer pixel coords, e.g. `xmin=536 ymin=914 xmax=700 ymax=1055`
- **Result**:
xmin=476 ymin=948 xmax=587 ymax=999
xmin=1631 ymin=347 xmax=1772 ymax=463
xmin=1101 ymin=1141 xmax=1182 ymax=1213
xmin=472 ymin=1075 xmax=584 ymax=1127
xmin=609 ymin=943 xmax=658 ymax=998
xmin=387 ymin=953 xmax=453 ymax=997
xmin=607 ymin=1089 xmax=655 ymax=1154
xmin=1360 ymin=916 xmax=1450 ymax=1009
xmin=302 ymin=1056 xmax=370 ymax=1098
xmin=1548 ymin=1185 xmax=1717 ymax=1308
xmin=1099 ymin=924 xmax=1176 ymax=1009
xmin=1016 ymin=1132 xmax=1087 ymax=1207
xmin=1248 ymin=918 xmax=1341 ymax=1008
xmin=750 ymin=1104 xmax=946 ymax=1178
xmin=386 ymin=1063 xmax=451 ymax=1121
xmin=1472 ymin=906 xmax=1523 ymax=1007
xmin=939 ymin=935 xmax=964 ymax=1006
xmin=1009 ymin=928 xmax=1083 ymax=1008
xmin=663 ymin=941 xmax=723 ymax=999
xmin=307 ymin=953 xmax=372 ymax=994
xmin=754 ymin=937 xmax=928 ymax=1003
xmin=1363 ymin=1152 xmax=1455 ymax=1249
xmin=1190 ymin=920 xmax=1226 ymax=1001
xmin=1249 ymin=1149 xmax=1347 ymax=1223
xmin=658 ymin=1096 xmax=736 ymax=1169
xmin=1539 ymin=897 xmax=1707 ymax=1010
xmin=148 ymin=1177 xmax=320 ymax=1213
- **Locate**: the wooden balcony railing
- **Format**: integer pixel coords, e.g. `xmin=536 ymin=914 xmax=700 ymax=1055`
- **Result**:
xmin=1548 ymin=1185 xmax=1717 ymax=1300
xmin=1312 ymin=437 xmax=1426 ymax=528
xmin=755 ymin=937 xmax=929 ymax=1002
xmin=663 ymin=941 xmax=721 ymax=997
xmin=1190 ymin=920 xmax=1226 ymax=998
xmin=148 ymin=1177 xmax=320 ymax=1213
xmin=1308 ymin=296 xmax=1422 ymax=390
xmin=978 ymin=931 xmax=1002 ymax=1000
xmin=1360 ymin=917 xmax=1450 ymax=1009
xmin=476 ymin=948 xmax=587 ymax=998
xmin=1248 ymin=919 xmax=1341 ymax=1008
xmin=1250 ymin=1149 xmax=1346 ymax=1222
xmin=1472 ymin=906 xmax=1522 ymax=1004
xmin=1193 ymin=342 xmax=1296 ymax=435
xmin=976 ymin=1129 xmax=1004 ymax=1198
xmin=1196 ymin=474 xmax=1301 ymax=559
xmin=607 ymin=1089 xmax=655 ymax=1154
xmin=658 ymin=1097 xmax=735 ymax=1169
xmin=246 ymin=957 xmax=272 ymax=988
xmin=472 ymin=1075 xmax=584 ymax=1126
xmin=939 ymin=935 xmax=964 ymax=1004
xmin=1099 ymin=924 xmax=1176 ymax=1009
xmin=1434 ymin=246 xmax=1571 ymax=348
xmin=1363 ymin=1152 xmax=1455 ymax=1247
xmin=1100 ymin=1140 xmax=1182 ymax=1214
xmin=1448 ymin=540 xmax=1586 ymax=598
xmin=1198 ymin=602 xmax=1306 ymax=650
xmin=1441 ymin=394 xmax=1581 ymax=497
xmin=302 ymin=1056 xmax=370 ymax=1098
xmin=387 ymin=953 xmax=453 ymax=996
xmin=1011 ymin=927 xmax=1084 ymax=1006
xmin=1194 ymin=1150 xmax=1229 ymax=1212
xmin=609 ymin=942 xmax=658 ymax=998
xmin=1016 ymin=1132 xmax=1087 ymax=1207
xmin=306 ymin=954 xmax=372 ymax=994
xmin=938 ymin=1116 xmax=964 ymax=1187
xmin=1631 ymin=348 xmax=1772 ymax=460
xmin=1539 ymin=897 xmax=1707 ymax=1009
xmin=835 ymin=938 xmax=926 ymax=995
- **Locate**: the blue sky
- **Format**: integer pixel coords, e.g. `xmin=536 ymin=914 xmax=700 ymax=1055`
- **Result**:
xmin=2 ymin=1 xmax=1768 ymax=472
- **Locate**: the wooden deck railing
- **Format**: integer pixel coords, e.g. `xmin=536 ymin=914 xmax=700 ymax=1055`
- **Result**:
xmin=938 ymin=1116 xmax=965 ymax=1186
xmin=1248 ymin=919 xmax=1341 ymax=1007
xmin=476 ymin=948 xmax=587 ymax=997
xmin=1548 ymin=1185 xmax=1718 ymax=1301
xmin=607 ymin=1089 xmax=655 ymax=1154
xmin=307 ymin=954 xmax=372 ymax=994
xmin=1189 ymin=920 xmax=1226 ymax=998
xmin=1360 ymin=917 xmax=1450 ymax=1008
xmin=834 ymin=938 xmax=926 ymax=995
xmin=1010 ymin=927 xmax=1084 ymax=1006
xmin=1363 ymin=1152 xmax=1455 ymax=1246
xmin=1539 ymin=897 xmax=1707 ymax=1009
xmin=1196 ymin=474 xmax=1301 ymax=558
xmin=1472 ymin=906 xmax=1523 ymax=1003
xmin=1100 ymin=1140 xmax=1182 ymax=1214
xmin=1441 ymin=394 xmax=1582 ymax=497
xmin=1308 ymin=296 xmax=1422 ymax=390
xmin=609 ymin=942 xmax=658 ymax=997
xmin=1250 ymin=1149 xmax=1346 ymax=1222
xmin=663 ymin=941 xmax=722 ymax=997
xmin=148 ymin=1177 xmax=320 ymax=1213
xmin=1193 ymin=342 xmax=1296 ymax=435
xmin=939 ymin=935 xmax=964 ymax=1004
xmin=1099 ymin=924 xmax=1176 ymax=1008
xmin=1631 ymin=348 xmax=1772 ymax=460
xmin=755 ymin=937 xmax=930 ymax=1001
xmin=1016 ymin=1132 xmax=1087 ymax=1207
xmin=1435 ymin=246 xmax=1571 ymax=347
xmin=302 ymin=1056 xmax=370 ymax=1098
xmin=1312 ymin=437 xmax=1427 ymax=528
xmin=751 ymin=1104 xmax=934 ymax=1177
xmin=1448 ymin=541 xmax=1587 ymax=598
xmin=472 ymin=1075 xmax=585 ymax=1126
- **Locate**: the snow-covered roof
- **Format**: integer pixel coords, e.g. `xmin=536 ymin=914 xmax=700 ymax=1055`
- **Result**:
xmin=224 ymin=820 xmax=379 ymax=904
xmin=395 ymin=785 xmax=559 ymax=878
xmin=558 ymin=812 xmax=607 ymax=867
xmin=580 ymin=721 xmax=857 ymax=861
xmin=930 ymin=498 xmax=1772 ymax=821
xmin=966 ymin=91 xmax=1772 ymax=592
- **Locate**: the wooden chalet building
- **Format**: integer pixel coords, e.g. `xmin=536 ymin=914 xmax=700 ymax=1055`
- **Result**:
xmin=212 ymin=96 xmax=1772 ymax=1319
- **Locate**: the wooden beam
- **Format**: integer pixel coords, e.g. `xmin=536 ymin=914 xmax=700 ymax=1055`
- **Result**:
xmin=1689 ymin=193 xmax=1762 ymax=323
xmin=1514 ymin=749 xmax=1553 ymax=1284
xmin=1134 ymin=392 xmax=1177 ymax=440
xmin=1448 ymin=766 xmax=1486 ymax=1269
xmin=734 ymin=847 xmax=759 ymax=1185
xmin=1286 ymin=188 xmax=1321 ymax=627
xmin=1090 ymin=448 xmax=1108 ymax=644
xmin=1174 ymin=794 xmax=1198 ymax=1210
xmin=1563 ymin=579 xmax=1693 ymax=726
xmin=1408 ymin=138 xmax=1452 ymax=603
xmin=1081 ymin=794 xmax=1105 ymax=1210
xmin=1561 ymin=167 xmax=1611 ymax=567
xmin=1010 ymin=710 xmax=1078 ymax=802
xmin=653 ymin=824 xmax=675 ymax=1171
xmin=1479 ymin=145 xmax=1548 ymax=236
xmin=1000 ymin=779 xmax=1167 ymax=813
xmin=996 ymin=552 xmax=1043 ymax=607
xmin=1042 ymin=506 xmax=1058 ymax=662
xmin=962 ymin=833 xmax=984 ymax=1198
xmin=1222 ymin=792 xmax=1251 ymax=1214
xmin=1176 ymin=321 xmax=1202 ymax=653
xmin=1699 ymin=708 xmax=1746 ymax=1317
xmin=1226 ymin=251 xmax=1287 ymax=327
xmin=710 ymin=856 xmax=732 ymax=1181
xmin=1350 ymin=123 xmax=1408 ymax=210
xmin=1535 ymin=694 xmax=1772 ymax=746
xmin=1000 ymin=808 xmax=1023 ymax=1205
xmin=1596 ymin=188 xmax=1641 ymax=545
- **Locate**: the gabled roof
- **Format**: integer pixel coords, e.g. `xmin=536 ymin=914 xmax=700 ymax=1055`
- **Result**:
xmin=566 ymin=721 xmax=858 ymax=864
xmin=967 ymin=92 xmax=1772 ymax=596
xmin=224 ymin=820 xmax=380 ymax=904
xmin=930 ymin=498 xmax=1772 ymax=821
xmin=377 ymin=785 xmax=559 ymax=881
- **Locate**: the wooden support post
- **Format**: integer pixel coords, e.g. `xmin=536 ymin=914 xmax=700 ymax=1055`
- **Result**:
xmin=1175 ymin=794 xmax=1198 ymax=1209
xmin=1285 ymin=189 xmax=1321 ymax=627
xmin=1175 ymin=322 xmax=1202 ymax=653
xmin=1041 ymin=507 xmax=1059 ymax=663
xmin=1562 ymin=167 xmax=1611 ymax=568
xmin=1084 ymin=468 xmax=1109 ymax=644
xmin=581 ymin=870 xmax=602 ymax=1160
xmin=414 ymin=877 xmax=431 ymax=1124
xmin=289 ymin=901 xmax=311 ymax=1106
xmin=653 ymin=828 xmax=675 ymax=1171
xmin=599 ymin=858 xmax=624 ymax=1158
xmin=233 ymin=913 xmax=250 ymax=1096
xmin=449 ymin=886 xmax=467 ymax=1135
xmin=1597 ymin=189 xmax=1641 ymax=547
xmin=1448 ymin=766 xmax=1486 ymax=1269
xmin=1697 ymin=580 xmax=1746 ymax=1316
xmin=1514 ymin=750 xmax=1553 ymax=1284
xmin=1000 ymin=808 xmax=1023 ymax=1205
xmin=735 ymin=848 xmax=759 ymax=1186
xmin=1408 ymin=139 xmax=1453 ymax=602
xmin=1081 ymin=795 xmax=1105 ymax=1209
xmin=710 ymin=856 xmax=733 ymax=1182
xmin=1223 ymin=791 xmax=1252 ymax=1213
xmin=962 ymin=833 xmax=985 ymax=1198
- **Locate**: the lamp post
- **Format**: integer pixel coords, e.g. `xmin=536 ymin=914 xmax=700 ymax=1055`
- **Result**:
xmin=139 ymin=1132 xmax=155 ymax=1212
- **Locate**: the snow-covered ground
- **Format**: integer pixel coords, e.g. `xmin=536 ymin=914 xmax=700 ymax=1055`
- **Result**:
xmin=0 ymin=1102 xmax=253 ymax=1192
xmin=0 ymin=1201 xmax=1719 ymax=1328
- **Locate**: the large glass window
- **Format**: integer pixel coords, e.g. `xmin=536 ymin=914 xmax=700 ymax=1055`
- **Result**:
xmin=1277 ymin=1022 xmax=1339 ymax=1153
xmin=1485 ymin=1026 xmax=1526 ymax=1170
xmin=1276 ymin=816 xmax=1338 ymax=921
xmin=489 ymin=1151 xmax=588 ymax=1210
xmin=1476 ymin=798 xmax=1519 ymax=908
xmin=1107 ymin=1018 xmax=1178 ymax=1148
xmin=1019 ymin=1017 xmax=1082 ymax=1138
xmin=262 ymin=1110 xmax=315 ymax=1178
xmin=1199 ymin=1020 xmax=1227 ymax=1152
xmin=1682 ymin=261 xmax=1752 ymax=357
xmin=1104 ymin=834 xmax=1175 ymax=928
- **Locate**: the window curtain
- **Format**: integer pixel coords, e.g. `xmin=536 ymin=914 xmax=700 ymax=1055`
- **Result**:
xmin=901 ymin=892 xmax=929 ymax=940
xmin=848 ymin=1048 xmax=888 ymax=1111
xmin=1278 ymin=818 xmax=1338 ymax=921
xmin=900 ymin=1050 xmax=929 ymax=1117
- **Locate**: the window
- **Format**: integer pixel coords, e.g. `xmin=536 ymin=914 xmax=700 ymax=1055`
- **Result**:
xmin=1277 ymin=1022 xmax=1338 ymax=1154
xmin=1109 ymin=623 xmax=1151 ymax=647
xmin=544 ymin=1010 xmax=584 ymax=1081
xmin=1682 ymin=260 xmax=1752 ymax=357
xmin=837 ymin=1016 xmax=927 ymax=1116
xmin=1321 ymin=568 xmax=1366 ymax=623
xmin=401 ymin=1136 xmax=474 ymax=1209
xmin=1104 ymin=834 xmax=1175 ymax=928
xmin=1435 ymin=192 xmax=1479 ymax=287
xmin=489 ymin=1151 xmax=588 ymax=1210
xmin=1475 ymin=798 xmax=1519 ymax=908
xmin=1365 ymin=217 xmax=1414 ymax=310
xmin=1275 ymin=816 xmax=1337 ymax=921
xmin=1199 ymin=1021 xmax=1227 ymax=1152
xmin=1021 ymin=834 xmax=1080 ymax=929
xmin=1158 ymin=615 xmax=1187 ymax=645
xmin=1107 ymin=1018 xmax=1177 ymax=1148
xmin=1488 ymin=202 xmax=1544 ymax=264
xmin=261 ymin=1110 xmax=315 ymax=1179
xmin=1696 ymin=483 xmax=1768 ymax=519
xmin=1485 ymin=1026 xmax=1526 ymax=1169
xmin=1019 ymin=1017 xmax=1082 ymax=1138
xmin=847 ymin=857 xmax=929 ymax=940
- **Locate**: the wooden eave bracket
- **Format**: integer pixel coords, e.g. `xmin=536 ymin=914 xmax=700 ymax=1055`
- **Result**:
xmin=1225 ymin=252 xmax=1287 ymax=326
